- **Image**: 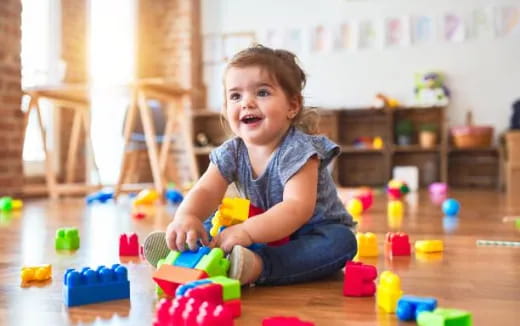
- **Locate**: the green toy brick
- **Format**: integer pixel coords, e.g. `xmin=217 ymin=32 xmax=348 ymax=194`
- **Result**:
xmin=155 ymin=284 xmax=164 ymax=297
xmin=195 ymin=248 xmax=230 ymax=277
xmin=55 ymin=228 xmax=80 ymax=250
xmin=417 ymin=308 xmax=472 ymax=326
xmin=0 ymin=197 xmax=12 ymax=211
xmin=157 ymin=250 xmax=180 ymax=268
xmin=208 ymin=276 xmax=240 ymax=301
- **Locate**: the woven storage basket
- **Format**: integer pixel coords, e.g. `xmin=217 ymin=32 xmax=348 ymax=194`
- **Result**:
xmin=451 ymin=112 xmax=493 ymax=148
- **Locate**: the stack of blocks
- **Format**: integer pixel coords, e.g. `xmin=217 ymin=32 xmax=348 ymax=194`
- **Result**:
xmin=63 ymin=264 xmax=130 ymax=307
xmin=154 ymin=296 xmax=233 ymax=326
xmin=153 ymin=246 xmax=230 ymax=297
xmin=55 ymin=228 xmax=80 ymax=250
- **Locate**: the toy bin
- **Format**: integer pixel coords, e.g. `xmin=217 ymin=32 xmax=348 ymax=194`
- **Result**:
xmin=451 ymin=112 xmax=493 ymax=148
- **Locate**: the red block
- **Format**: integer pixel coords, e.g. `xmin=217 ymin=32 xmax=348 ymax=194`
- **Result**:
xmin=153 ymin=265 xmax=208 ymax=297
xmin=119 ymin=233 xmax=139 ymax=256
xmin=224 ymin=299 xmax=241 ymax=318
xmin=263 ymin=316 xmax=314 ymax=326
xmin=153 ymin=297 xmax=233 ymax=326
xmin=186 ymin=283 xmax=224 ymax=305
xmin=385 ymin=232 xmax=411 ymax=256
xmin=343 ymin=261 xmax=377 ymax=297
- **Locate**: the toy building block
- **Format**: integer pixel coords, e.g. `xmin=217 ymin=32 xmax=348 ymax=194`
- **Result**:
xmin=417 ymin=308 xmax=472 ymax=326
xmin=185 ymin=283 xmax=224 ymax=305
xmin=119 ymin=233 xmax=139 ymax=256
xmin=55 ymin=227 xmax=80 ymax=250
xmin=396 ymin=295 xmax=438 ymax=321
xmin=153 ymin=297 xmax=233 ymax=326
xmin=356 ymin=232 xmax=379 ymax=257
xmin=85 ymin=189 xmax=113 ymax=204
xmin=195 ymin=248 xmax=230 ymax=277
xmin=165 ymin=189 xmax=184 ymax=204
xmin=385 ymin=232 xmax=411 ymax=256
xmin=157 ymin=250 xmax=180 ymax=268
xmin=415 ymin=240 xmax=444 ymax=253
xmin=133 ymin=189 xmax=159 ymax=206
xmin=223 ymin=298 xmax=242 ymax=318
xmin=208 ymin=276 xmax=241 ymax=301
xmin=174 ymin=246 xmax=211 ymax=269
xmin=153 ymin=264 xmax=208 ymax=297
xmin=63 ymin=264 xmax=130 ymax=307
xmin=376 ymin=270 xmax=403 ymax=313
xmin=262 ymin=316 xmax=315 ymax=326
xmin=176 ymin=279 xmax=213 ymax=296
xmin=21 ymin=264 xmax=52 ymax=283
xmin=343 ymin=261 xmax=377 ymax=297
xmin=210 ymin=197 xmax=252 ymax=236
xmin=0 ymin=196 xmax=23 ymax=212
xmin=387 ymin=200 xmax=404 ymax=218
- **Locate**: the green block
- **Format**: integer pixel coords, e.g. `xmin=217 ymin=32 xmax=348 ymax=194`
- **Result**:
xmin=195 ymin=248 xmax=230 ymax=277
xmin=208 ymin=276 xmax=240 ymax=301
xmin=417 ymin=308 xmax=472 ymax=326
xmin=0 ymin=197 xmax=12 ymax=212
xmin=156 ymin=284 xmax=164 ymax=297
xmin=515 ymin=218 xmax=520 ymax=230
xmin=55 ymin=227 xmax=80 ymax=250
xmin=157 ymin=250 xmax=180 ymax=268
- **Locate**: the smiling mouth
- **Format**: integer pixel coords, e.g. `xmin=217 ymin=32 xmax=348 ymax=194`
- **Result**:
xmin=240 ymin=115 xmax=263 ymax=124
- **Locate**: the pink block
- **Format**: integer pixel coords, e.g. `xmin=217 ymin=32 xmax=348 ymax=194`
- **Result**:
xmin=153 ymin=297 xmax=233 ymax=326
xmin=119 ymin=233 xmax=139 ymax=256
xmin=385 ymin=232 xmax=411 ymax=256
xmin=186 ymin=283 xmax=224 ymax=305
xmin=224 ymin=299 xmax=241 ymax=318
xmin=343 ymin=261 xmax=377 ymax=297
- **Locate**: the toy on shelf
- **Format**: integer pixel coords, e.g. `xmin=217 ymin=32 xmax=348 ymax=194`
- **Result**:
xmin=85 ymin=188 xmax=113 ymax=204
xmin=343 ymin=261 xmax=377 ymax=297
xmin=55 ymin=227 xmax=80 ymax=250
xmin=414 ymin=71 xmax=450 ymax=107
xmin=352 ymin=137 xmax=384 ymax=150
xmin=386 ymin=179 xmax=410 ymax=200
xmin=263 ymin=316 xmax=315 ymax=326
xmin=396 ymin=295 xmax=437 ymax=321
xmin=0 ymin=196 xmax=23 ymax=212
xmin=63 ymin=264 xmax=130 ymax=307
xmin=21 ymin=264 xmax=52 ymax=284
xmin=373 ymin=93 xmax=400 ymax=109
xmin=356 ymin=232 xmax=379 ymax=257
xmin=385 ymin=232 xmax=411 ymax=256
xmin=133 ymin=189 xmax=159 ymax=206
xmin=415 ymin=240 xmax=444 ymax=253
xmin=376 ymin=270 xmax=403 ymax=313
xmin=153 ymin=296 xmax=234 ymax=326
xmin=442 ymin=198 xmax=460 ymax=217
xmin=119 ymin=233 xmax=139 ymax=256
xmin=417 ymin=308 xmax=472 ymax=326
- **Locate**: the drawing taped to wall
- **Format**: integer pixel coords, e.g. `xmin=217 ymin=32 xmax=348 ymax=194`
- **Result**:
xmin=412 ymin=15 xmax=436 ymax=44
xmin=385 ymin=16 xmax=410 ymax=47
xmin=471 ymin=7 xmax=495 ymax=39
xmin=495 ymin=6 xmax=520 ymax=36
xmin=332 ymin=22 xmax=355 ymax=50
xmin=444 ymin=13 xmax=466 ymax=42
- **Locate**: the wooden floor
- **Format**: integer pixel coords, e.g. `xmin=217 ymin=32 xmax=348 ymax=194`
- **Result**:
xmin=0 ymin=189 xmax=519 ymax=325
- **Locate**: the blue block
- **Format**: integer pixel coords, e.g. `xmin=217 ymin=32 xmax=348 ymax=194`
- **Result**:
xmin=63 ymin=264 xmax=130 ymax=307
xmin=175 ymin=279 xmax=213 ymax=297
xmin=165 ymin=189 xmax=184 ymax=204
xmin=174 ymin=246 xmax=211 ymax=268
xmin=397 ymin=295 xmax=437 ymax=321
xmin=86 ymin=189 xmax=114 ymax=204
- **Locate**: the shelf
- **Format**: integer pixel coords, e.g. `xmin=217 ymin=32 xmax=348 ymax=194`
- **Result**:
xmin=190 ymin=109 xmax=221 ymax=117
xmin=448 ymin=146 xmax=498 ymax=153
xmin=393 ymin=145 xmax=441 ymax=153
xmin=340 ymin=146 xmax=384 ymax=153
xmin=193 ymin=146 xmax=215 ymax=155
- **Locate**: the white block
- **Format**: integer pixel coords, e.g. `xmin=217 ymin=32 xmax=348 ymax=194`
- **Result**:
xmin=393 ymin=166 xmax=419 ymax=192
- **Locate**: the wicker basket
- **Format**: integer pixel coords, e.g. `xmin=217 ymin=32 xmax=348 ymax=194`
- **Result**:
xmin=451 ymin=112 xmax=493 ymax=148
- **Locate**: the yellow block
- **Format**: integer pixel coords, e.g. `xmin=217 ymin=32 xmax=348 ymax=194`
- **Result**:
xmin=415 ymin=240 xmax=444 ymax=253
xmin=21 ymin=264 xmax=52 ymax=283
xmin=376 ymin=270 xmax=403 ymax=313
xmin=356 ymin=232 xmax=378 ymax=257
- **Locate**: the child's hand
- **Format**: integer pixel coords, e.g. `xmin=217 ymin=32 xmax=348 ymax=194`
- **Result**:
xmin=212 ymin=224 xmax=253 ymax=253
xmin=166 ymin=215 xmax=209 ymax=252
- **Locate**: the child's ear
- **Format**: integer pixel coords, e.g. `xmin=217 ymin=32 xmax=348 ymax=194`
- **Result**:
xmin=287 ymin=96 xmax=301 ymax=119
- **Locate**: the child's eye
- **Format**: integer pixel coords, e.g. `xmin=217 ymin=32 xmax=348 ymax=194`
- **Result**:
xmin=229 ymin=93 xmax=241 ymax=101
xmin=258 ymin=89 xmax=270 ymax=97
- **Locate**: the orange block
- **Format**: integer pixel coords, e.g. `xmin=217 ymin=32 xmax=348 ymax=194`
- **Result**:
xmin=152 ymin=265 xmax=208 ymax=297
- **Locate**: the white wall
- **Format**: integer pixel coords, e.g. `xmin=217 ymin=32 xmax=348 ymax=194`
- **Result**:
xmin=201 ymin=0 xmax=520 ymax=140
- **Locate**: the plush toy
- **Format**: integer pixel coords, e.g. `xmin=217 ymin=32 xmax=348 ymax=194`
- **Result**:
xmin=414 ymin=72 xmax=450 ymax=107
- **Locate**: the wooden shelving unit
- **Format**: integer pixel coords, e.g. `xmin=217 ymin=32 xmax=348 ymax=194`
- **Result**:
xmin=189 ymin=107 xmax=500 ymax=188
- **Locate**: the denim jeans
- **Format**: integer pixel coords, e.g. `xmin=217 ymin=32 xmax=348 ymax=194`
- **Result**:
xmin=203 ymin=218 xmax=357 ymax=285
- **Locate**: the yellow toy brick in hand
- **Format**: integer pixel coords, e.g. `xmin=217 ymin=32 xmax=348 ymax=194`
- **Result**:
xmin=376 ymin=270 xmax=403 ymax=313
xmin=356 ymin=232 xmax=379 ymax=257
xmin=210 ymin=198 xmax=251 ymax=237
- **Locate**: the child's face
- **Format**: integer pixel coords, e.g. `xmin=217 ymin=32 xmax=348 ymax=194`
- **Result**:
xmin=224 ymin=66 xmax=299 ymax=146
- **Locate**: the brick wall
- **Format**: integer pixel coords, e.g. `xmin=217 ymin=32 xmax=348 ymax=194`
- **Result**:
xmin=135 ymin=0 xmax=204 ymax=185
xmin=0 ymin=0 xmax=24 ymax=195
xmin=59 ymin=0 xmax=88 ymax=183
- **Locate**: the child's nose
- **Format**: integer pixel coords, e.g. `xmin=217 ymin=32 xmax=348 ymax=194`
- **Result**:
xmin=241 ymin=94 xmax=255 ymax=109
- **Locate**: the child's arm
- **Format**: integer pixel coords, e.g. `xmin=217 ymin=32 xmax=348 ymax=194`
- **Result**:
xmin=215 ymin=156 xmax=319 ymax=252
xmin=166 ymin=163 xmax=229 ymax=251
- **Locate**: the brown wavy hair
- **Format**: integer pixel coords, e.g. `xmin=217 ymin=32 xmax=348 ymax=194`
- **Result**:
xmin=221 ymin=44 xmax=319 ymax=134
